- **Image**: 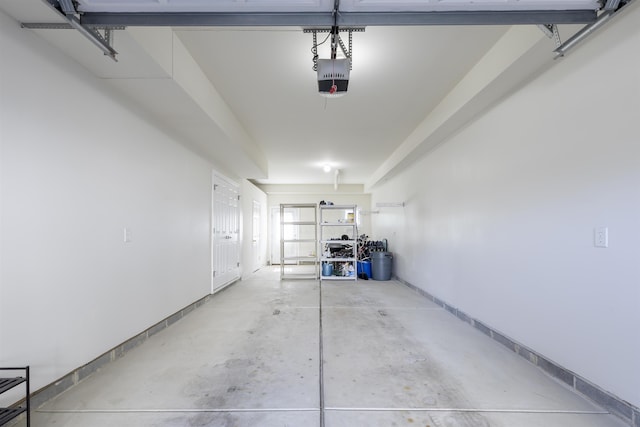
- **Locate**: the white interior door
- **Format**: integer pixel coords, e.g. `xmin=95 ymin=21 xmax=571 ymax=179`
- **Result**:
xmin=212 ymin=175 xmax=240 ymax=292
xmin=252 ymin=200 xmax=261 ymax=272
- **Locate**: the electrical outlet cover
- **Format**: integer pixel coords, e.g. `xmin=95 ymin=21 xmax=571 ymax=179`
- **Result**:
xmin=595 ymin=226 xmax=608 ymax=248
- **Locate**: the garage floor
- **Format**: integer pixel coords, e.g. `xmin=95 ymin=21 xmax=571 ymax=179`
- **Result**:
xmin=32 ymin=267 xmax=627 ymax=427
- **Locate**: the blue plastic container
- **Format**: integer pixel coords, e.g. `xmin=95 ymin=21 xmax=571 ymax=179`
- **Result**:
xmin=322 ymin=263 xmax=333 ymax=276
xmin=357 ymin=260 xmax=372 ymax=279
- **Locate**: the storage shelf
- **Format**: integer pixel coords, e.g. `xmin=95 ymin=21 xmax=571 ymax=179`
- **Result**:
xmin=0 ymin=377 xmax=25 ymax=394
xmin=282 ymin=221 xmax=317 ymax=226
xmin=280 ymin=204 xmax=318 ymax=280
xmin=319 ymin=205 xmax=357 ymax=282
xmin=0 ymin=367 xmax=30 ymax=427
xmin=320 ymin=275 xmax=357 ymax=280
xmin=0 ymin=407 xmax=27 ymax=425
xmin=0 ymin=408 xmax=27 ymax=426
xmin=318 ymin=205 xmax=355 ymax=210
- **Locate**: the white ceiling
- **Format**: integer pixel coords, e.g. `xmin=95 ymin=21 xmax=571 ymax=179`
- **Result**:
xmin=1 ymin=0 xmax=601 ymax=187
xmin=175 ymin=25 xmax=506 ymax=184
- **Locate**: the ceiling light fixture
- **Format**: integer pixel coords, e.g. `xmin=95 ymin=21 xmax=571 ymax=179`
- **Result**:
xmin=323 ymin=164 xmax=332 ymax=173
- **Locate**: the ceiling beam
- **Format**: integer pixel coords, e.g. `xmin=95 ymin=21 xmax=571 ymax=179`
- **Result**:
xmin=338 ymin=10 xmax=597 ymax=26
xmin=80 ymin=10 xmax=597 ymax=28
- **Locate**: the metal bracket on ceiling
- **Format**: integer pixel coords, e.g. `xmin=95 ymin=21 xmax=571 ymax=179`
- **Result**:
xmin=302 ymin=28 xmax=365 ymax=33
xmin=304 ymin=28 xmax=364 ymax=71
xmin=22 ymin=0 xmax=120 ymax=61
xmin=537 ymin=24 xmax=562 ymax=48
xmin=337 ymin=33 xmax=352 ymax=68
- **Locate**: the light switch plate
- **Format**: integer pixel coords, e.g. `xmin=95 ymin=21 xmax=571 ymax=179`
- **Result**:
xmin=124 ymin=227 xmax=132 ymax=243
xmin=595 ymin=226 xmax=608 ymax=248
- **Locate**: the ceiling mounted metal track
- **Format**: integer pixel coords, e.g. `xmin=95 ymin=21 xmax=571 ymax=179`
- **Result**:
xmin=554 ymin=0 xmax=634 ymax=57
xmin=28 ymin=0 xmax=119 ymax=61
xmin=79 ymin=10 xmax=597 ymax=28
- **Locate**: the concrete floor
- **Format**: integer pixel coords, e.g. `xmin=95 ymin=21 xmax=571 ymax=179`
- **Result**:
xmin=30 ymin=267 xmax=627 ymax=427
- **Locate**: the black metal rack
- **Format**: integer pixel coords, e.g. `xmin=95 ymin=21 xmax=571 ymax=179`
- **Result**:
xmin=0 ymin=367 xmax=30 ymax=426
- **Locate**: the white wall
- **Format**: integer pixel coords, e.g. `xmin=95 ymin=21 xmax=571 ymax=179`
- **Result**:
xmin=241 ymin=180 xmax=269 ymax=277
xmin=370 ymin=8 xmax=640 ymax=408
xmin=262 ymin=184 xmax=372 ymax=234
xmin=0 ymin=11 xmax=213 ymax=392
